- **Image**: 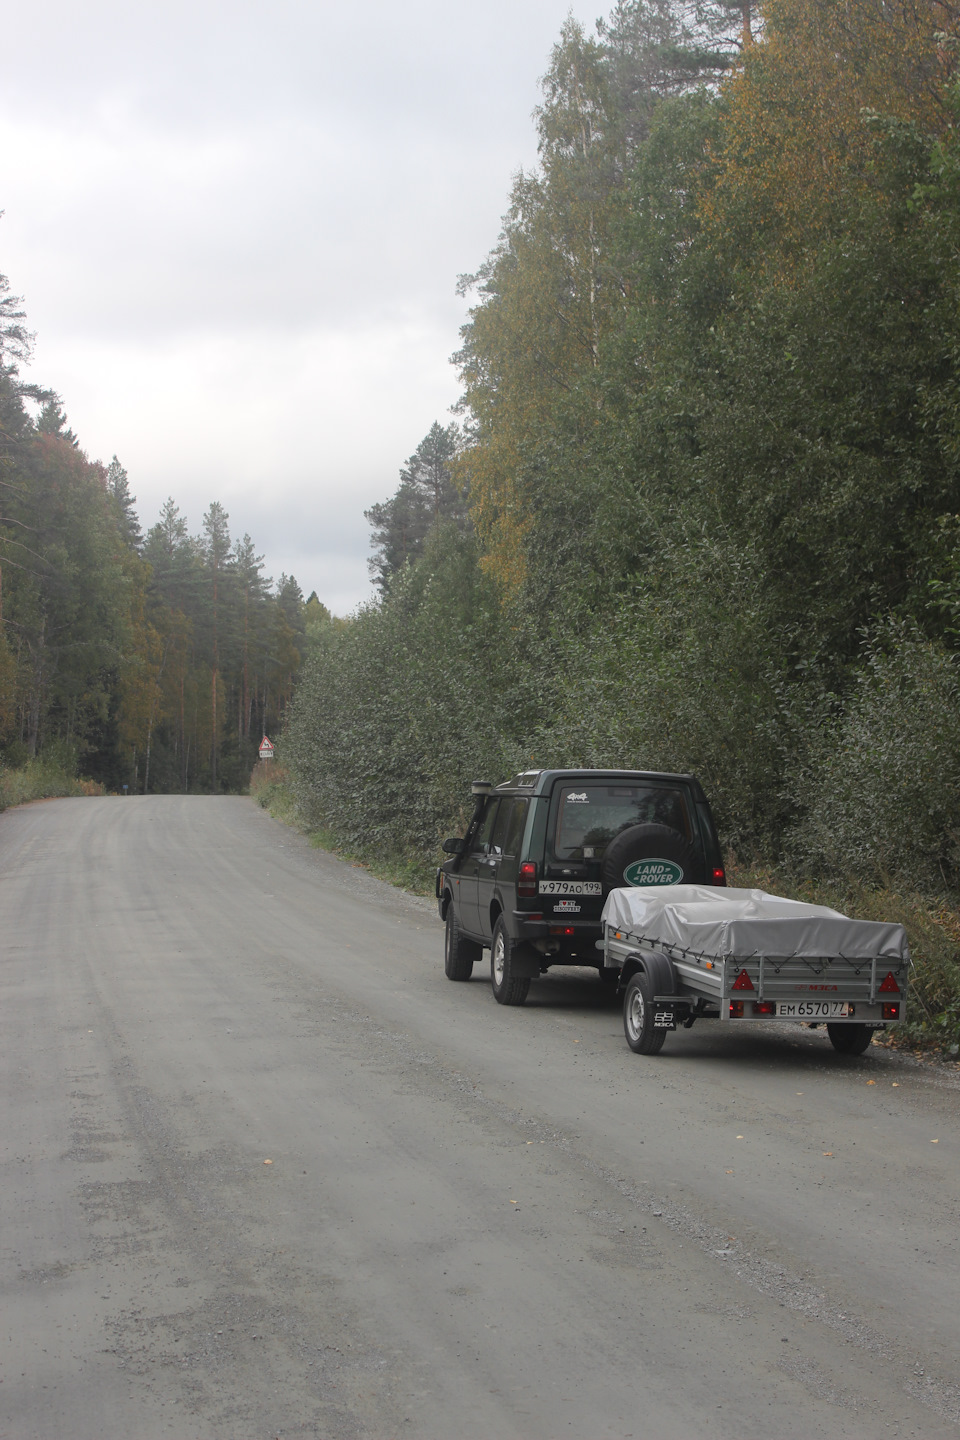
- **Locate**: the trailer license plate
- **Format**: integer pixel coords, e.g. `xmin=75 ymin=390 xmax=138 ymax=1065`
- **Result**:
xmin=777 ymin=1001 xmax=850 ymax=1018
xmin=539 ymin=881 xmax=602 ymax=896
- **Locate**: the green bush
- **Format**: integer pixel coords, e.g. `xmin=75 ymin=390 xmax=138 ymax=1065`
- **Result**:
xmin=788 ymin=623 xmax=960 ymax=894
xmin=0 ymin=757 xmax=104 ymax=811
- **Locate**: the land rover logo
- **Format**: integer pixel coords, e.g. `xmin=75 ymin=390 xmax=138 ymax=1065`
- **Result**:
xmin=623 ymin=858 xmax=684 ymax=886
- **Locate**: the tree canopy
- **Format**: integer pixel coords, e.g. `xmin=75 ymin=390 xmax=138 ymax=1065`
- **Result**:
xmin=287 ymin=0 xmax=960 ymax=911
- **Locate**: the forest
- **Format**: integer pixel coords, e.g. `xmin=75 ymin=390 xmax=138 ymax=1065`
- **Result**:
xmin=284 ymin=0 xmax=960 ymax=1045
xmin=0 ymin=299 xmax=310 ymax=796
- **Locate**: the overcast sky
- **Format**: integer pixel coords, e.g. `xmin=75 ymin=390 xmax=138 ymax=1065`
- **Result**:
xmin=0 ymin=0 xmax=595 ymax=613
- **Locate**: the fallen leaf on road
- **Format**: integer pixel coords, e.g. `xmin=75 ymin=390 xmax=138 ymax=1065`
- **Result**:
xmin=866 ymin=1080 xmax=876 ymax=1085
xmin=931 ymin=1139 xmax=939 ymax=1144
xmin=263 ymin=1159 xmax=273 ymax=1165
xmin=822 ymin=1152 xmax=834 ymax=1157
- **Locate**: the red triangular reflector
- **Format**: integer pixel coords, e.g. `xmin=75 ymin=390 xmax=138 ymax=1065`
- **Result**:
xmin=878 ymin=972 xmax=900 ymax=994
xmin=732 ymin=968 xmax=755 ymax=992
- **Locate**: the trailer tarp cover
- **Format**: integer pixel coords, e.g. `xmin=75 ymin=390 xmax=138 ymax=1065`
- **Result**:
xmin=601 ymin=885 xmax=908 ymax=960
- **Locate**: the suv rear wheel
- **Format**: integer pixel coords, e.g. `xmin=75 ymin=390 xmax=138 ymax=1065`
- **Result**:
xmin=444 ymin=905 xmax=481 ymax=981
xmin=490 ymin=918 xmax=530 ymax=1006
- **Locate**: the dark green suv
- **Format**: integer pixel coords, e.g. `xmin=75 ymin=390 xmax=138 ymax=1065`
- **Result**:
xmin=436 ymin=768 xmax=726 ymax=1005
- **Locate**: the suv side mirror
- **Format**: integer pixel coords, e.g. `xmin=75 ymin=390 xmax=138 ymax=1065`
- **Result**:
xmin=442 ymin=837 xmax=466 ymax=855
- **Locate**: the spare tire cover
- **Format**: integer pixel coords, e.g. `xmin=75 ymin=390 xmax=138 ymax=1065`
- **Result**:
xmin=600 ymin=822 xmax=695 ymax=894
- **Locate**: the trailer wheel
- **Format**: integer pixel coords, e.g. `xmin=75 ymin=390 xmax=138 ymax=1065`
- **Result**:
xmin=444 ymin=905 xmax=480 ymax=981
xmin=827 ymin=1023 xmax=874 ymax=1056
xmin=623 ymin=970 xmax=666 ymax=1055
xmin=490 ymin=919 xmax=530 ymax=1006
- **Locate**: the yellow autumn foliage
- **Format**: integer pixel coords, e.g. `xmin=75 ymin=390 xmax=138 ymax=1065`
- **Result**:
xmin=703 ymin=0 xmax=959 ymax=278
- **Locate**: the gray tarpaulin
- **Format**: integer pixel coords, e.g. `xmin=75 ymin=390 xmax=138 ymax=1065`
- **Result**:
xmin=601 ymin=885 xmax=908 ymax=960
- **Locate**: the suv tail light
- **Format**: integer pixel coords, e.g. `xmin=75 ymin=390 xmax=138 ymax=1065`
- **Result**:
xmin=518 ymin=861 xmax=537 ymax=898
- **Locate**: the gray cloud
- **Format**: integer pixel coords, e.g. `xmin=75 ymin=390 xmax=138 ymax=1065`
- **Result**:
xmin=1 ymin=0 xmax=589 ymax=613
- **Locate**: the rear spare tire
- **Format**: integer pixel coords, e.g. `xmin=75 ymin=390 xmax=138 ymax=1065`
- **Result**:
xmin=601 ymin=822 xmax=695 ymax=895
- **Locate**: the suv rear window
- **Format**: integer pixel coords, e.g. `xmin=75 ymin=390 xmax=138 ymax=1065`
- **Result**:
xmin=552 ymin=784 xmax=692 ymax=861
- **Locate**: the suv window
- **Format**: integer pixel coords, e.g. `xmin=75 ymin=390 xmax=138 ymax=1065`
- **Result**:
xmin=472 ymin=799 xmax=500 ymax=854
xmin=490 ymin=798 xmax=529 ymax=856
xmin=551 ymin=785 xmax=691 ymax=861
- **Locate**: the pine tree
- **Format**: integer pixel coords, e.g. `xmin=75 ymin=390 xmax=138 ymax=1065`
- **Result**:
xmin=201 ymin=502 xmax=232 ymax=788
xmin=366 ymin=422 xmax=465 ymax=591
xmin=106 ymin=456 xmax=142 ymax=552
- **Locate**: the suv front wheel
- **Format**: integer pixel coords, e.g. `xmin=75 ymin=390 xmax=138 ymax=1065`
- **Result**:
xmin=490 ymin=918 xmax=531 ymax=1006
xmin=445 ymin=904 xmax=481 ymax=981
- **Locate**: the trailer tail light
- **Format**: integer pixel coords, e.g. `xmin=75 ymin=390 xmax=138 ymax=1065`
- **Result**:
xmin=712 ymin=866 xmax=726 ymax=885
xmin=882 ymin=1003 xmax=900 ymax=1020
xmin=729 ymin=1000 xmax=744 ymax=1018
xmin=518 ymin=861 xmax=537 ymax=898
xmin=732 ymin=969 xmax=755 ymax=992
xmin=752 ymin=1000 xmax=776 ymax=1016
xmin=879 ymin=972 xmax=901 ymax=994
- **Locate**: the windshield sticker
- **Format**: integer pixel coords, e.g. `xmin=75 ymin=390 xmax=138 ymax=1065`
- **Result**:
xmin=623 ymin=858 xmax=684 ymax=886
xmin=566 ymin=792 xmax=588 ymax=803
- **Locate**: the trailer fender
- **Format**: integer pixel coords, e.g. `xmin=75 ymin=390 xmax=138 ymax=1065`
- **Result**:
xmin=617 ymin=950 xmax=676 ymax=998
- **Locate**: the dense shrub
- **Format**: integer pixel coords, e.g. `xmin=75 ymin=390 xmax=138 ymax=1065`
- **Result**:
xmin=0 ymin=757 xmax=104 ymax=811
xmin=789 ymin=624 xmax=960 ymax=894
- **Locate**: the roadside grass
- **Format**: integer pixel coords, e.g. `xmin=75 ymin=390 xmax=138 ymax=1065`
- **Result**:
xmin=0 ymin=759 xmax=104 ymax=812
xmin=727 ymin=855 xmax=960 ymax=1059
xmin=249 ymin=761 xmax=436 ymax=895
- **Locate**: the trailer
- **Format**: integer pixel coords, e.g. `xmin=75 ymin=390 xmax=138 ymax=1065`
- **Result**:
xmin=598 ymin=884 xmax=909 ymax=1056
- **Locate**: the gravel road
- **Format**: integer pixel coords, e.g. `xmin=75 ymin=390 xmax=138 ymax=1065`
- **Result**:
xmin=1 ymin=795 xmax=957 ymax=1439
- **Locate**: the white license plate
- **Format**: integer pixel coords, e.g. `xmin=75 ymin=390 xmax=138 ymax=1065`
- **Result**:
xmin=777 ymin=1001 xmax=850 ymax=1018
xmin=538 ymin=881 xmax=602 ymax=896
